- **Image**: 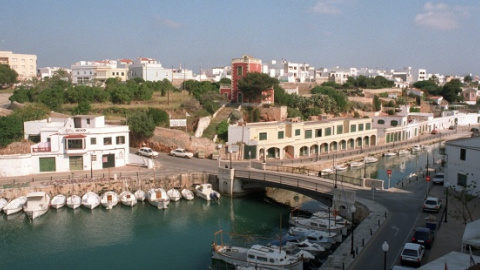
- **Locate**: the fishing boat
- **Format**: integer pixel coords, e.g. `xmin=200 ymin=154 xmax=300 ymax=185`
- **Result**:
xmin=289 ymin=216 xmax=346 ymax=233
xmin=288 ymin=227 xmax=339 ymax=249
xmin=320 ymin=168 xmax=334 ymax=176
xmin=398 ymin=149 xmax=410 ymax=156
xmin=3 ymin=196 xmax=27 ymax=215
xmin=50 ymin=194 xmax=66 ymax=209
xmin=166 ymin=188 xmax=181 ymax=202
xmin=181 ymin=188 xmax=194 ymax=201
xmin=349 ymin=161 xmax=364 ymax=168
xmin=211 ymin=243 xmax=304 ymax=270
xmin=100 ymin=191 xmax=119 ymax=210
xmin=411 ymin=145 xmax=422 ymax=152
xmin=23 ymin=192 xmax=51 ymax=220
xmin=0 ymin=198 xmax=8 ymax=211
xmin=269 ymin=234 xmax=325 ymax=256
xmin=194 ymin=183 xmax=220 ymax=201
xmin=66 ymin=195 xmax=81 ymax=209
xmin=383 ymin=151 xmax=397 ymax=157
xmin=312 ymin=210 xmax=351 ymax=226
xmin=134 ymin=190 xmax=146 ymax=201
xmin=146 ymin=188 xmax=170 ymax=209
xmin=364 ymin=156 xmax=378 ymax=164
xmin=119 ymin=191 xmax=137 ymax=207
xmin=334 ymin=164 xmax=349 ymax=171
xmin=82 ymin=192 xmax=100 ymax=210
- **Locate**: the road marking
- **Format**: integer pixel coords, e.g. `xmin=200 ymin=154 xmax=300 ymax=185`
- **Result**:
xmin=391 ymin=225 xmax=400 ymax=237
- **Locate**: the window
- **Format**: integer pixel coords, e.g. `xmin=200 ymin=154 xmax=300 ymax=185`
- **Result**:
xmin=277 ymin=131 xmax=284 ymax=139
xmin=259 ymin=132 xmax=267 ymax=140
xmin=350 ymin=124 xmax=357 ymax=132
xmin=359 ymin=124 xmax=364 ymax=131
xmin=337 ymin=125 xmax=343 ymax=134
xmin=391 ymin=120 xmax=398 ymax=127
xmin=90 ymin=138 xmax=96 ymax=145
xmin=458 ymin=173 xmax=467 ymax=187
xmin=116 ymin=136 xmax=125 ymax=144
xmin=366 ymin=123 xmax=371 ymax=130
xmin=295 ymin=129 xmax=301 ymax=136
xmin=315 ymin=129 xmax=322 ymax=137
xmin=237 ymin=66 xmax=243 ymax=76
xmin=460 ymin=148 xmax=466 ymax=160
xmin=112 ymin=72 xmax=115 ymax=76
xmin=305 ymin=130 xmax=312 ymax=139
xmin=87 ymin=118 xmax=90 ymax=124
xmin=104 ymin=137 xmax=112 ymax=145
xmin=325 ymin=127 xmax=332 ymax=136
xmin=66 ymin=139 xmax=83 ymax=149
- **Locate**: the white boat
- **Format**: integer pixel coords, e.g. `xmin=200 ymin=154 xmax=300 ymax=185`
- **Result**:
xmin=269 ymin=234 xmax=325 ymax=256
xmin=349 ymin=161 xmax=364 ymax=168
xmin=3 ymin=196 xmax=27 ymax=215
xmin=134 ymin=190 xmax=146 ymax=201
xmin=364 ymin=156 xmax=378 ymax=164
xmin=211 ymin=243 xmax=303 ymax=270
xmin=82 ymin=192 xmax=100 ymax=210
xmin=119 ymin=191 xmax=137 ymax=207
xmin=50 ymin=194 xmax=66 ymax=209
xmin=321 ymin=168 xmax=334 ymax=175
xmin=146 ymin=188 xmax=170 ymax=209
xmin=181 ymin=188 xmax=194 ymax=201
xmin=288 ymin=227 xmax=338 ymax=249
xmin=23 ymin=192 xmax=51 ymax=220
xmin=268 ymin=244 xmax=315 ymax=261
xmin=66 ymin=195 xmax=81 ymax=209
xmin=289 ymin=216 xmax=346 ymax=232
xmin=194 ymin=183 xmax=220 ymax=201
xmin=411 ymin=145 xmax=422 ymax=152
xmin=312 ymin=210 xmax=351 ymax=225
xmin=334 ymin=164 xmax=349 ymax=171
xmin=383 ymin=151 xmax=397 ymax=157
xmin=166 ymin=188 xmax=181 ymax=202
xmin=398 ymin=149 xmax=410 ymax=156
xmin=0 ymin=198 xmax=8 ymax=211
xmin=101 ymin=191 xmax=119 ymax=210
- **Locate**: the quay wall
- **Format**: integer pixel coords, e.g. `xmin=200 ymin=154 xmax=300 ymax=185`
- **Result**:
xmin=0 ymin=172 xmax=215 ymax=200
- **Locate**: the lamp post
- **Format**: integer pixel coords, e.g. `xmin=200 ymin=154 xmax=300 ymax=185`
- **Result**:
xmin=90 ymin=153 xmax=94 ymax=179
xmin=229 ymin=149 xmax=233 ymax=169
xmin=248 ymin=150 xmax=252 ymax=168
xmin=382 ymin=241 xmax=389 ymax=270
xmin=350 ymin=205 xmax=356 ymax=257
xmin=263 ymin=147 xmax=266 ymax=164
xmin=334 ymin=154 xmax=338 ymax=189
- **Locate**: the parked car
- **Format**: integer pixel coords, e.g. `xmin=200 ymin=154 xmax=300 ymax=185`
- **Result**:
xmin=423 ymin=196 xmax=442 ymax=212
xmin=431 ymin=129 xmax=438 ymax=135
xmin=448 ymin=125 xmax=455 ymax=130
xmin=137 ymin=147 xmax=159 ymax=158
xmin=170 ymin=148 xmax=194 ymax=158
xmin=400 ymin=243 xmax=425 ymax=266
xmin=471 ymin=128 xmax=479 ymax=132
xmin=412 ymin=227 xmax=434 ymax=249
xmin=432 ymin=173 xmax=445 ymax=185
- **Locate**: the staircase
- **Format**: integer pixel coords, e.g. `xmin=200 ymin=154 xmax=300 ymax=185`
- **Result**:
xmin=202 ymin=106 xmax=237 ymax=140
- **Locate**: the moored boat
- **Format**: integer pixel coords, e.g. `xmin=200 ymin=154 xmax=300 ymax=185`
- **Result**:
xmin=119 ymin=191 xmax=137 ymax=207
xmin=349 ymin=161 xmax=364 ymax=168
xmin=411 ymin=145 xmax=422 ymax=152
xmin=321 ymin=168 xmax=334 ymax=175
xmin=334 ymin=164 xmax=349 ymax=171
xmin=66 ymin=195 xmax=81 ymax=209
xmin=50 ymin=194 xmax=66 ymax=209
xmin=82 ymin=192 xmax=100 ymax=210
xmin=166 ymin=188 xmax=181 ymax=202
xmin=289 ymin=226 xmax=341 ymax=245
xmin=398 ymin=149 xmax=410 ymax=156
xmin=364 ymin=156 xmax=378 ymax=164
xmin=195 ymin=183 xmax=220 ymax=201
xmin=383 ymin=151 xmax=397 ymax=157
xmin=0 ymin=198 xmax=8 ymax=211
xmin=146 ymin=188 xmax=170 ymax=209
xmin=269 ymin=234 xmax=325 ymax=256
xmin=134 ymin=190 xmax=146 ymax=201
xmin=289 ymin=216 xmax=346 ymax=233
xmin=101 ymin=191 xmax=119 ymax=210
xmin=23 ymin=192 xmax=51 ymax=220
xmin=3 ymin=196 xmax=27 ymax=215
xmin=181 ymin=188 xmax=194 ymax=201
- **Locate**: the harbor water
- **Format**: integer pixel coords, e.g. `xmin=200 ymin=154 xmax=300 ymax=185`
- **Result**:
xmin=0 ymin=144 xmax=443 ymax=269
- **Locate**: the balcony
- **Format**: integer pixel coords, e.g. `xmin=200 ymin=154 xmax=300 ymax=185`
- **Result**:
xmin=32 ymin=142 xmax=51 ymax=153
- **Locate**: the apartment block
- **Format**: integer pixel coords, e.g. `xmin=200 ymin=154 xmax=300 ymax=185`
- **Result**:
xmin=0 ymin=50 xmax=37 ymax=81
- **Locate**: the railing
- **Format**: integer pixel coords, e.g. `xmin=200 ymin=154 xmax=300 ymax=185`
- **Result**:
xmin=32 ymin=147 xmax=51 ymax=152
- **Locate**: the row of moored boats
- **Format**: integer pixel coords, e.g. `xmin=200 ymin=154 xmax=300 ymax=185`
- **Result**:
xmin=0 ymin=183 xmax=220 ymax=220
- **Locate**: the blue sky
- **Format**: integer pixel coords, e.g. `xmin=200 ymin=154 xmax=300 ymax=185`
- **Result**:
xmin=1 ymin=1 xmax=479 ymax=76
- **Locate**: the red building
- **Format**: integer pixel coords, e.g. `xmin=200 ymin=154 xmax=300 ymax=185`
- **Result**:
xmin=220 ymin=54 xmax=274 ymax=104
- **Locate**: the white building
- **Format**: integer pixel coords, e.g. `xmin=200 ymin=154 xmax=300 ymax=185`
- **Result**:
xmin=417 ymin=69 xmax=427 ymax=81
xmin=71 ymin=59 xmax=129 ymax=85
xmin=37 ymin=67 xmax=71 ymax=80
xmin=263 ymin=60 xmax=315 ymax=83
xmin=205 ymin=66 xmax=231 ymax=82
xmin=0 ymin=115 xmax=129 ymax=177
xmin=128 ymin=57 xmax=170 ymax=82
xmin=445 ymin=136 xmax=480 ymax=194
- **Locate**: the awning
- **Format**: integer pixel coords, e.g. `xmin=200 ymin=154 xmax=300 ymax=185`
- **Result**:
xmin=64 ymin=134 xmax=86 ymax=139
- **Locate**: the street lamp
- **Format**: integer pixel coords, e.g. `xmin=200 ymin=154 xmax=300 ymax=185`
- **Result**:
xmin=229 ymin=149 xmax=233 ymax=169
xmin=248 ymin=150 xmax=252 ymax=168
xmin=382 ymin=241 xmax=389 ymax=270
xmin=263 ymin=147 xmax=266 ymax=164
xmin=350 ymin=204 xmax=356 ymax=257
xmin=90 ymin=153 xmax=94 ymax=179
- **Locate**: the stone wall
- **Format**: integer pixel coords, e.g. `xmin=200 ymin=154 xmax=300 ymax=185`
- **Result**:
xmin=148 ymin=127 xmax=217 ymax=157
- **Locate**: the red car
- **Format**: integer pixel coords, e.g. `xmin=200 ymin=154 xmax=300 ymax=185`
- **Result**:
xmin=431 ymin=130 xmax=438 ymax=135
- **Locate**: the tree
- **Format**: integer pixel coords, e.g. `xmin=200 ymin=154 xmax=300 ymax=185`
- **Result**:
xmin=442 ymin=79 xmax=462 ymax=103
xmin=238 ymin=72 xmax=278 ymax=102
xmin=219 ymin=78 xmax=231 ymax=85
xmin=72 ymin=102 xmax=91 ymax=115
xmin=147 ymin=108 xmax=169 ymax=127
xmin=0 ymin=64 xmax=18 ymax=88
xmin=373 ymin=95 xmax=381 ymax=111
xmin=0 ymin=115 xmax=23 ymax=148
xmin=12 ymin=104 xmax=50 ymax=121
xmin=447 ymin=182 xmax=480 ymax=224
xmin=216 ymin=120 xmax=229 ymax=142
xmin=38 ymin=88 xmax=65 ymax=111
xmin=128 ymin=111 xmax=156 ymax=143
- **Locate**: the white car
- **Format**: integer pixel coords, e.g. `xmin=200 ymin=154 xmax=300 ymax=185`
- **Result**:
xmin=137 ymin=147 xmax=159 ymax=158
xmin=400 ymin=243 xmax=425 ymax=266
xmin=432 ymin=173 xmax=445 ymax=185
xmin=170 ymin=148 xmax=194 ymax=158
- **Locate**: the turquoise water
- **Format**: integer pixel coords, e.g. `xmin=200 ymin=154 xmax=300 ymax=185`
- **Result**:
xmin=0 ymin=195 xmax=291 ymax=270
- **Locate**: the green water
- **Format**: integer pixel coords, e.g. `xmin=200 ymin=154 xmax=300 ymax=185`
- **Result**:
xmin=0 ymin=194 xmax=291 ymax=270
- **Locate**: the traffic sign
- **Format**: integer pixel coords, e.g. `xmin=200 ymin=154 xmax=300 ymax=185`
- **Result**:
xmin=426 ymin=176 xmax=430 ymax=182
xmin=387 ymin=169 xmax=392 ymax=176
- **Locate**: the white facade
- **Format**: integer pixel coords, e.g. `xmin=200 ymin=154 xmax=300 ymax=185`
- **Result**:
xmin=38 ymin=67 xmax=71 ymax=80
xmin=71 ymin=60 xmax=129 ymax=85
xmin=128 ymin=57 xmax=170 ymax=82
xmin=445 ymin=137 xmax=480 ymax=194
xmin=263 ymin=60 xmax=315 ymax=83
xmin=0 ymin=115 xmax=129 ymax=177
xmin=205 ymin=66 xmax=231 ymax=82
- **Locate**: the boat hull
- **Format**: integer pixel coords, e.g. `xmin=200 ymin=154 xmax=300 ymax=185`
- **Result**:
xmin=66 ymin=195 xmax=81 ymax=209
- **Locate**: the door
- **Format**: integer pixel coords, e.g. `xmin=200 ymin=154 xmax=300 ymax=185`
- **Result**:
xmin=102 ymin=154 xmax=115 ymax=168
xmin=69 ymin=156 xmax=83 ymax=171
xmin=39 ymin=157 xmax=56 ymax=172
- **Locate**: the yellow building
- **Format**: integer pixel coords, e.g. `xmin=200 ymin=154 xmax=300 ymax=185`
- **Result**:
xmin=228 ymin=117 xmax=377 ymax=160
xmin=0 ymin=51 xmax=37 ymax=81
